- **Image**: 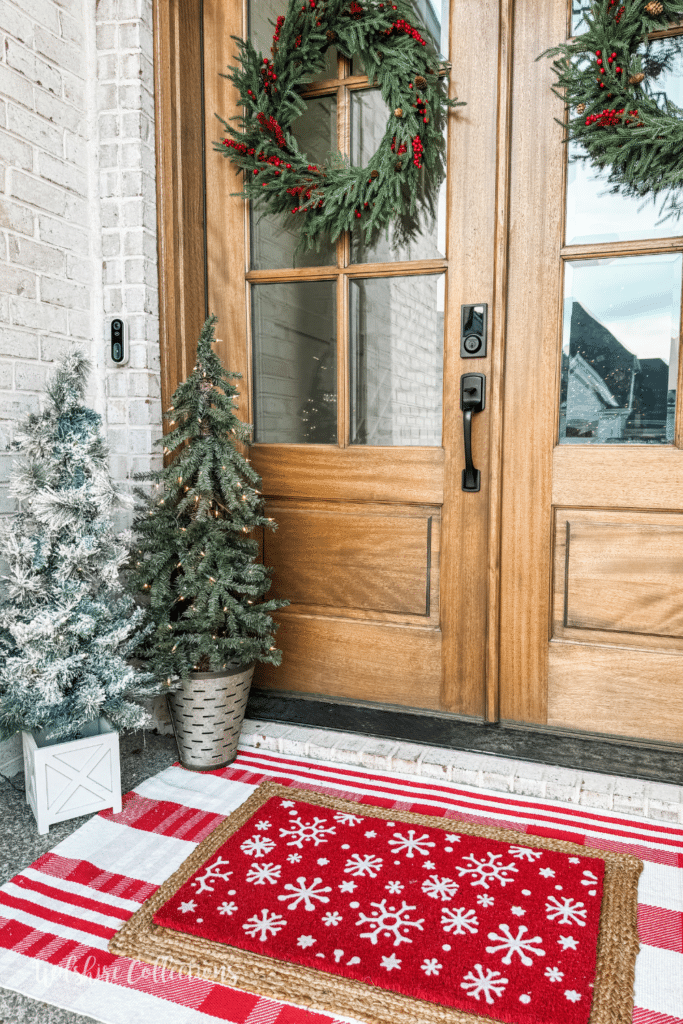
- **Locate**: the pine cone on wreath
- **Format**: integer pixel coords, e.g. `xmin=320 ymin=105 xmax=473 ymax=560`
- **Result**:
xmin=415 ymin=74 xmax=427 ymax=88
xmin=577 ymin=102 xmax=586 ymax=113
xmin=629 ymin=72 xmax=645 ymax=84
xmin=644 ymin=1 xmax=664 ymax=13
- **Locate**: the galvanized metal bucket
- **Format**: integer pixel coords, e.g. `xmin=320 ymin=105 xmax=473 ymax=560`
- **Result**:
xmin=166 ymin=664 xmax=255 ymax=771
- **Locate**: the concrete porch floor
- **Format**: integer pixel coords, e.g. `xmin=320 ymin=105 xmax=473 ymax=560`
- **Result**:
xmin=1 ymin=719 xmax=681 ymax=1023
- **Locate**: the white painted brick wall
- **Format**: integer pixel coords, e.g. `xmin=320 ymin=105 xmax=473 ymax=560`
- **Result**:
xmin=0 ymin=0 xmax=163 ymax=773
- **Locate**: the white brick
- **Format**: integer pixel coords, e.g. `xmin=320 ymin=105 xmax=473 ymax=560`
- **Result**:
xmin=419 ymin=746 xmax=452 ymax=781
xmin=579 ymin=772 xmax=615 ymax=810
xmin=544 ymin=768 xmax=581 ymax=804
xmin=40 ymin=335 xmax=72 ymax=362
xmin=39 ymin=214 xmax=89 ymax=254
xmin=390 ymin=742 xmax=425 ymax=776
xmin=9 ymin=234 xmax=65 ymax=275
xmin=34 ymin=25 xmax=83 ymax=78
xmin=328 ymin=733 xmax=366 ymax=765
xmin=14 ymin=361 xmax=48 ymax=391
xmin=0 ymin=364 xmax=13 ymax=388
xmin=41 ymin=275 xmax=89 ymax=310
xmin=59 ymin=9 xmax=84 ymax=49
xmin=0 ymin=196 xmax=34 ymax=235
xmin=63 ymin=71 xmax=84 ymax=108
xmin=66 ymin=254 xmax=92 ymax=285
xmin=0 ymin=264 xmax=36 ymax=298
xmin=101 ymin=232 xmax=121 ymax=257
xmin=4 ymin=39 xmax=61 ymax=95
xmin=34 ymin=90 xmax=83 ymax=135
xmin=0 ymin=62 xmax=34 ymax=109
xmin=10 ymin=294 xmax=67 ymax=333
xmin=0 ymin=328 xmax=39 ymax=359
xmin=0 ymin=391 xmax=39 ymax=419
xmin=449 ymin=753 xmax=483 ymax=787
xmin=11 ymin=0 xmax=60 ymax=33
xmin=38 ymin=151 xmax=87 ymax=195
xmin=68 ymin=308 xmax=92 ymax=338
xmin=96 ymin=22 xmax=117 ymax=50
xmin=478 ymin=754 xmax=516 ymax=793
xmin=359 ymin=739 xmax=399 ymax=770
xmin=7 ymin=103 xmax=63 ymax=152
xmin=0 ymin=1 xmax=33 ymax=45
xmin=10 ymin=170 xmax=76 ymax=216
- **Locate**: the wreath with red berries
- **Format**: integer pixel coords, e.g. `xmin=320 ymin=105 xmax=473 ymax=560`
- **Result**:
xmin=544 ymin=0 xmax=683 ymax=221
xmin=215 ymin=0 xmax=459 ymax=251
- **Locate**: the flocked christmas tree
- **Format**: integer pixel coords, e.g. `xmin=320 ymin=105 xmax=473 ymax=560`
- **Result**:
xmin=129 ymin=316 xmax=287 ymax=683
xmin=0 ymin=350 xmax=158 ymax=743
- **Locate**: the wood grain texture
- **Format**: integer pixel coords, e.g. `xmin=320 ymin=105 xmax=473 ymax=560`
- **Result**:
xmin=203 ymin=0 xmax=251 ymax=420
xmin=497 ymin=0 xmax=567 ymax=725
xmin=263 ymin=501 xmax=439 ymax=619
xmin=250 ymin=445 xmax=445 ymax=504
xmin=548 ymin=642 xmax=683 ymax=744
xmin=552 ymin=508 xmax=683 ymax=652
xmin=553 ymin=446 xmax=683 ymax=510
xmin=153 ymin=0 xmax=207 ymax=417
xmin=253 ymin=613 xmax=442 ymax=710
xmin=438 ymin=0 xmax=502 ymax=719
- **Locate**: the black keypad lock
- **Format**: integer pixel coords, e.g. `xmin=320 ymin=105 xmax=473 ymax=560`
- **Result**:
xmin=460 ymin=304 xmax=487 ymax=359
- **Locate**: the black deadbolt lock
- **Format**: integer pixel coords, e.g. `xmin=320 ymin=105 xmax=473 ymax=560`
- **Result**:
xmin=460 ymin=303 xmax=487 ymax=359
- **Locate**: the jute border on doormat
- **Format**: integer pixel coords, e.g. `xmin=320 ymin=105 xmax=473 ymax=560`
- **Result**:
xmin=109 ymin=780 xmax=643 ymax=1024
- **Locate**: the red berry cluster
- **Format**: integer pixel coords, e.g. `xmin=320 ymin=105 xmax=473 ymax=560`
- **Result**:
xmin=223 ymin=139 xmax=254 ymax=156
xmin=273 ymin=15 xmax=285 ymax=43
xmin=257 ymin=112 xmax=287 ymax=148
xmin=415 ymin=96 xmax=429 ymax=123
xmin=287 ymin=181 xmax=324 ymax=214
xmin=349 ymin=1 xmax=363 ymax=17
xmin=385 ymin=19 xmax=426 ymax=46
xmin=585 ymin=107 xmax=641 ymax=127
xmin=412 ymin=135 xmax=424 ymax=168
xmin=608 ymin=0 xmax=626 ymax=23
xmin=390 ymin=136 xmax=407 ymax=154
xmin=260 ymin=57 xmax=277 ymax=88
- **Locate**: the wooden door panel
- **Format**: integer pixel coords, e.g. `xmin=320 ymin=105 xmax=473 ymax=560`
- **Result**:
xmin=254 ymin=613 xmax=442 ymax=710
xmin=553 ymin=509 xmax=683 ymax=647
xmin=250 ymin=446 xmax=445 ymax=504
xmin=264 ymin=500 xmax=440 ymax=620
xmin=548 ymin=643 xmax=683 ymax=744
xmin=553 ymin=447 xmax=683 ymax=510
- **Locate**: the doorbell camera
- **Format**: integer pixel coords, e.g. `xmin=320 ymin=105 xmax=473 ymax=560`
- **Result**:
xmin=109 ymin=318 xmax=128 ymax=365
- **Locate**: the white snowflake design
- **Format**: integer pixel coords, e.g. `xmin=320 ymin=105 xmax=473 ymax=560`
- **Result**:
xmin=217 ymin=901 xmax=238 ymax=916
xmin=545 ymin=966 xmax=565 ymax=982
xmin=240 ymin=835 xmax=276 ymax=859
xmin=581 ymin=870 xmax=599 ymax=896
xmin=278 ymin=876 xmax=332 ymax=912
xmin=387 ymin=830 xmax=435 ymax=859
xmin=385 ymin=881 xmax=404 ymax=894
xmin=456 ymin=853 xmax=519 ymax=890
xmin=339 ymin=880 xmax=357 ymax=893
xmin=422 ymin=874 xmax=459 ymax=902
xmin=242 ymin=909 xmax=287 ymax=941
xmin=445 ymin=834 xmax=462 ymax=843
xmin=558 ymin=935 xmax=579 ymax=950
xmin=191 ymin=857 xmax=233 ymax=894
xmin=539 ymin=867 xmax=556 ymax=879
xmin=287 ymin=853 xmax=302 ymax=864
xmin=486 ymin=923 xmax=546 ymax=966
xmin=322 ymin=911 xmax=343 ymax=927
xmin=476 ymin=894 xmax=495 ymax=908
xmin=565 ymin=990 xmax=582 ymax=1003
xmin=381 ymin=953 xmax=402 ymax=971
xmin=280 ymin=800 xmax=295 ymax=807
xmin=421 ymin=958 xmax=443 ymax=977
xmin=461 ymin=964 xmax=509 ymax=1005
xmin=246 ymin=862 xmax=282 ymax=886
xmin=178 ymin=900 xmax=197 ymax=914
xmin=297 ymin=935 xmax=316 ymax=949
xmin=344 ymin=853 xmax=384 ymax=878
xmin=511 ymin=906 xmax=526 ymax=917
xmin=279 ymin=816 xmax=336 ymax=849
xmin=334 ymin=812 xmax=364 ymax=826
xmin=356 ymin=900 xmax=425 ymax=947
xmin=254 ymin=820 xmax=271 ymax=831
xmin=545 ymin=895 xmax=587 ymax=927
xmin=507 ymin=845 xmax=543 ymax=862
xmin=441 ymin=907 xmax=479 ymax=935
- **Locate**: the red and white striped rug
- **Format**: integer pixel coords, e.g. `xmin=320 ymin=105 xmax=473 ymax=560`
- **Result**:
xmin=0 ymin=747 xmax=681 ymax=1024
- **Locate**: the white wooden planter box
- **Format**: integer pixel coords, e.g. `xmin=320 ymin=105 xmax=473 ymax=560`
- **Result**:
xmin=22 ymin=718 xmax=122 ymax=835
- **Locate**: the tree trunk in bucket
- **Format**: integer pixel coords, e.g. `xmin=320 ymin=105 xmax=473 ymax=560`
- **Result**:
xmin=167 ymin=664 xmax=255 ymax=771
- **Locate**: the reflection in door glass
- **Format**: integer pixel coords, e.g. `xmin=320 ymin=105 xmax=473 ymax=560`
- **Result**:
xmin=350 ymin=89 xmax=446 ymax=263
xmin=560 ymin=254 xmax=682 ymax=444
xmin=350 ymin=275 xmax=444 ymax=446
xmin=565 ymin=38 xmax=683 ymax=244
xmin=571 ymin=1 xmax=590 ymax=35
xmin=352 ymin=0 xmax=450 ymax=74
xmin=250 ymin=96 xmax=338 ymax=270
xmin=252 ymin=281 xmax=337 ymax=444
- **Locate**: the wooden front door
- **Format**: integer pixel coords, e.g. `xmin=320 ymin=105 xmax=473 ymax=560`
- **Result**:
xmin=202 ymin=0 xmax=506 ymax=720
xmin=499 ymin=2 xmax=683 ymax=745
xmin=165 ymin=0 xmax=683 ymax=743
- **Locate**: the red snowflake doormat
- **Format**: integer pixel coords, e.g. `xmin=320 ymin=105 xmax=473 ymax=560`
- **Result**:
xmin=109 ymin=781 xmax=642 ymax=1024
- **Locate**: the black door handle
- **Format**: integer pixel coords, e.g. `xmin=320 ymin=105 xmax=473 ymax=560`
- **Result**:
xmin=461 ymin=373 xmax=486 ymax=492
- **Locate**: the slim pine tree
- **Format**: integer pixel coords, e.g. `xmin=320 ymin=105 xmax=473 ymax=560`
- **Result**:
xmin=0 ymin=350 xmax=157 ymax=743
xmin=129 ymin=316 xmax=287 ymax=682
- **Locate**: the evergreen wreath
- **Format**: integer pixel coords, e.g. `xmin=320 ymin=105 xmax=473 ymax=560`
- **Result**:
xmin=215 ymin=0 xmax=460 ymax=251
xmin=544 ymin=1 xmax=683 ymax=221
